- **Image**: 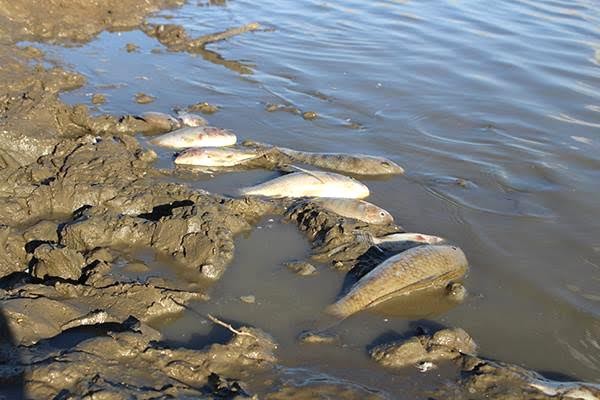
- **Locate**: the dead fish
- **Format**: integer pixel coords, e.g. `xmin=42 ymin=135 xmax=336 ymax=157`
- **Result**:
xmin=175 ymin=147 xmax=262 ymax=166
xmin=356 ymin=232 xmax=445 ymax=253
xmin=176 ymin=111 xmax=207 ymax=127
xmin=139 ymin=111 xmax=181 ymax=131
xmin=244 ymin=140 xmax=404 ymax=175
xmin=530 ymin=381 xmax=600 ymax=400
xmin=326 ymin=245 xmax=468 ymax=319
xmin=240 ymin=170 xmax=370 ymax=199
xmin=311 ymin=198 xmax=393 ymax=224
xmin=150 ymin=126 xmax=237 ymax=149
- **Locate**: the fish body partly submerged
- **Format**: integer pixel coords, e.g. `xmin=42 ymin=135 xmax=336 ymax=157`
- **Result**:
xmin=175 ymin=147 xmax=261 ymax=166
xmin=356 ymin=232 xmax=445 ymax=253
xmin=312 ymin=198 xmax=393 ymax=224
xmin=240 ymin=171 xmax=370 ymax=199
xmin=150 ymin=126 xmax=237 ymax=149
xmin=176 ymin=111 xmax=207 ymax=127
xmin=140 ymin=111 xmax=181 ymax=131
xmin=279 ymin=147 xmax=404 ymax=176
xmin=326 ymin=245 xmax=467 ymax=318
xmin=243 ymin=141 xmax=404 ymax=175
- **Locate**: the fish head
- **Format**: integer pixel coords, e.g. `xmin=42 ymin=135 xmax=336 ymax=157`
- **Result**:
xmin=444 ymin=245 xmax=469 ymax=271
xmin=378 ymin=159 xmax=405 ymax=175
xmin=174 ymin=148 xmax=211 ymax=165
xmin=177 ymin=111 xmax=207 ymax=127
xmin=364 ymin=204 xmax=394 ymax=224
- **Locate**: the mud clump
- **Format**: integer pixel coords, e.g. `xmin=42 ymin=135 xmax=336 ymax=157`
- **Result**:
xmin=30 ymin=243 xmax=86 ymax=281
xmin=91 ymin=93 xmax=106 ymax=104
xmin=285 ymin=260 xmax=317 ymax=276
xmin=189 ymin=101 xmax=220 ymax=114
xmin=135 ymin=92 xmax=156 ymax=104
xmin=125 ymin=42 xmax=140 ymax=53
xmin=370 ymin=327 xmax=477 ymax=370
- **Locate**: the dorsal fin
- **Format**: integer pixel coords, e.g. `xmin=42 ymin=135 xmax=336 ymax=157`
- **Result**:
xmin=285 ymin=164 xmax=327 ymax=183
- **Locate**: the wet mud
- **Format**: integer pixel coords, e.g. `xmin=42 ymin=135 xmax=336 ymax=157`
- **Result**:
xmin=0 ymin=0 xmax=598 ymax=399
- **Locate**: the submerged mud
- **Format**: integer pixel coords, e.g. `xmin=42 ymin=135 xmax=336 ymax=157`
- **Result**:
xmin=0 ymin=0 xmax=598 ymax=399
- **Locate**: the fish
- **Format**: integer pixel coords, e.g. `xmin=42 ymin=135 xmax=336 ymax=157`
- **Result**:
xmin=174 ymin=147 xmax=262 ymax=166
xmin=243 ymin=140 xmax=404 ymax=175
xmin=311 ymin=198 xmax=393 ymax=224
xmin=240 ymin=170 xmax=370 ymax=199
xmin=326 ymin=245 xmax=468 ymax=318
xmin=150 ymin=126 xmax=237 ymax=149
xmin=176 ymin=111 xmax=207 ymax=127
xmin=139 ymin=111 xmax=181 ymax=131
xmin=355 ymin=232 xmax=445 ymax=253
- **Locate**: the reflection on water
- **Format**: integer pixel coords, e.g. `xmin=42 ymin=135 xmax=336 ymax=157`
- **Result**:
xmin=32 ymin=0 xmax=600 ymax=390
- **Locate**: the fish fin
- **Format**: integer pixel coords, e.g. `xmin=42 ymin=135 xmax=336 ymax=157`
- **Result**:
xmin=285 ymin=164 xmax=327 ymax=183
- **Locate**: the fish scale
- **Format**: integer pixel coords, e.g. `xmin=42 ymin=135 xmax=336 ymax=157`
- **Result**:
xmin=326 ymin=245 xmax=468 ymax=318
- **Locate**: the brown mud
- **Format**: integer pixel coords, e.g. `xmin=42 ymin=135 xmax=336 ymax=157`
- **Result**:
xmin=0 ymin=0 xmax=597 ymax=399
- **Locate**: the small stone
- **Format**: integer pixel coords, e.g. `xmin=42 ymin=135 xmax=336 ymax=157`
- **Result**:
xmin=302 ymin=111 xmax=318 ymax=120
xmin=125 ymin=43 xmax=139 ymax=52
xmin=91 ymin=93 xmax=106 ymax=105
xmin=135 ymin=93 xmax=155 ymax=104
xmin=285 ymin=261 xmax=317 ymax=276
xmin=189 ymin=102 xmax=219 ymax=114
xmin=298 ymin=330 xmax=338 ymax=344
xmin=346 ymin=121 xmax=362 ymax=129
xmin=416 ymin=361 xmax=437 ymax=372
xmin=240 ymin=295 xmax=255 ymax=304
xmin=265 ymin=103 xmax=279 ymax=112
xmin=200 ymin=264 xmax=219 ymax=280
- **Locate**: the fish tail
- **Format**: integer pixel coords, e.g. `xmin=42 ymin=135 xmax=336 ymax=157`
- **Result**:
xmin=324 ymin=302 xmax=350 ymax=319
xmin=238 ymin=187 xmax=252 ymax=196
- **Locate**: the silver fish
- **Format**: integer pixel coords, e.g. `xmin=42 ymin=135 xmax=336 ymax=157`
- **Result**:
xmin=240 ymin=170 xmax=370 ymax=199
xmin=326 ymin=245 xmax=468 ymax=318
xmin=311 ymin=198 xmax=393 ymax=224
xmin=175 ymin=147 xmax=262 ymax=166
xmin=150 ymin=126 xmax=237 ymax=149
xmin=244 ymin=141 xmax=404 ymax=175
xmin=176 ymin=111 xmax=208 ymax=127
xmin=140 ymin=111 xmax=181 ymax=131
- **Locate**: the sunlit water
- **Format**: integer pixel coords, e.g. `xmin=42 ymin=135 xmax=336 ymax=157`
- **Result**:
xmin=32 ymin=0 xmax=600 ymax=394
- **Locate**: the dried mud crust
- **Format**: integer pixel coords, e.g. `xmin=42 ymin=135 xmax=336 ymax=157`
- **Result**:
xmin=0 ymin=320 xmax=277 ymax=399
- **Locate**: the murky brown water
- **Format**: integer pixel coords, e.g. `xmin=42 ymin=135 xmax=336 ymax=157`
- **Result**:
xmin=33 ymin=0 xmax=600 ymax=394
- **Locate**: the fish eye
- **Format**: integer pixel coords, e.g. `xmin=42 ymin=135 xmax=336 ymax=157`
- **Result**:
xmin=382 ymin=162 xmax=391 ymax=166
xmin=380 ymin=212 xmax=386 ymax=216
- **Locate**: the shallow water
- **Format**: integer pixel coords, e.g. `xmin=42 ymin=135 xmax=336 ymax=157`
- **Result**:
xmin=32 ymin=0 xmax=600 ymax=393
